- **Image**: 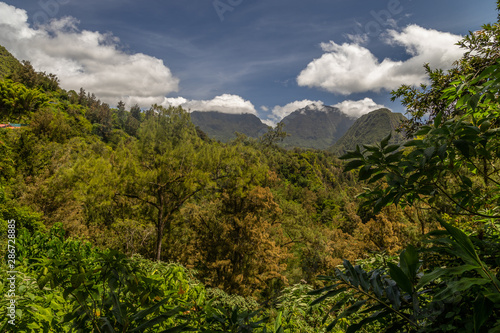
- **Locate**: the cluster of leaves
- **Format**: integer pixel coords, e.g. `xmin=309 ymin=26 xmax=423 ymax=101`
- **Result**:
xmin=0 ymin=80 xmax=49 ymax=122
xmin=2 ymin=223 xmax=346 ymax=333
xmin=1 ymin=224 xmax=200 ymax=332
xmin=311 ymin=220 xmax=500 ymax=332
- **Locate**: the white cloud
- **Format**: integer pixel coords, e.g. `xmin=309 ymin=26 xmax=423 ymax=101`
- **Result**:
xmin=270 ymin=99 xmax=324 ymax=122
xmin=0 ymin=2 xmax=179 ymax=107
xmin=345 ymin=31 xmax=368 ymax=45
xmin=162 ymin=94 xmax=258 ymax=115
xmin=261 ymin=119 xmax=275 ymax=127
xmin=297 ymin=25 xmax=463 ymax=95
xmin=334 ymin=98 xmax=386 ymax=118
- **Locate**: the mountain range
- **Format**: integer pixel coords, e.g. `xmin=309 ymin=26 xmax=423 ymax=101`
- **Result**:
xmin=190 ymin=105 xmax=407 ymax=153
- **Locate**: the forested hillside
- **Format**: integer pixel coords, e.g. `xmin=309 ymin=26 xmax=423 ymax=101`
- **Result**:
xmin=330 ymin=108 xmax=407 ymax=155
xmin=1 ymin=3 xmax=500 ymax=331
xmin=279 ymin=105 xmax=356 ymax=150
xmin=190 ymin=111 xmax=269 ymax=142
xmin=0 ymin=45 xmax=19 ymax=78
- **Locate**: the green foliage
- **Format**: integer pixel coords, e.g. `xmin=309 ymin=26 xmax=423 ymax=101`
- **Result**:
xmin=341 ymin=69 xmax=500 ymax=220
xmin=0 ymin=80 xmax=49 ymax=121
xmin=9 ymin=60 xmax=60 ymax=92
xmin=321 ymin=12 xmax=500 ymax=333
xmin=1 ymin=224 xmax=206 ymax=332
xmin=310 ymin=219 xmax=500 ymax=332
xmin=0 ymin=45 xmax=20 ymax=79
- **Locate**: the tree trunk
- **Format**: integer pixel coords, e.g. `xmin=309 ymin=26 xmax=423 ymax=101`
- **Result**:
xmin=156 ymin=203 xmax=165 ymax=261
xmin=155 ymin=223 xmax=164 ymax=262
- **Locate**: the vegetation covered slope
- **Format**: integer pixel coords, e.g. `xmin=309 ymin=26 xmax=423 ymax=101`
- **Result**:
xmin=190 ymin=110 xmax=269 ymax=142
xmin=329 ymin=108 xmax=407 ymax=156
xmin=280 ymin=105 xmax=356 ymax=150
xmin=0 ymin=45 xmax=20 ymax=79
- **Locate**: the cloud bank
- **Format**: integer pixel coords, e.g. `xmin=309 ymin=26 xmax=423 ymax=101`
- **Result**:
xmin=269 ymin=99 xmax=324 ymax=123
xmin=297 ymin=25 xmax=463 ymax=95
xmin=333 ymin=98 xmax=386 ymax=118
xmin=162 ymin=94 xmax=258 ymax=115
xmin=0 ymin=2 xmax=179 ymax=107
xmin=263 ymin=98 xmax=385 ymax=125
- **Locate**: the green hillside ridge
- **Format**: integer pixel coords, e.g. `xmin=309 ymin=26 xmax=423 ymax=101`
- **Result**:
xmin=0 ymin=45 xmax=20 ymax=78
xmin=330 ymin=108 xmax=407 ymax=155
xmin=190 ymin=110 xmax=269 ymax=142
xmin=280 ymin=105 xmax=356 ymax=150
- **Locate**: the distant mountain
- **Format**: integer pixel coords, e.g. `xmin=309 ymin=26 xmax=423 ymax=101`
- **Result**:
xmin=279 ymin=104 xmax=356 ymax=150
xmin=190 ymin=111 xmax=269 ymax=142
xmin=0 ymin=45 xmax=20 ymax=78
xmin=329 ymin=108 xmax=407 ymax=156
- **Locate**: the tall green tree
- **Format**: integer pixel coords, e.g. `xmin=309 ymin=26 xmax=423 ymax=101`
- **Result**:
xmin=120 ymin=105 xmax=210 ymax=261
xmin=183 ymin=142 xmax=288 ymax=296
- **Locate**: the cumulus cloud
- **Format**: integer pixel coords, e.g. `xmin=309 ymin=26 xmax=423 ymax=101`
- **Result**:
xmin=0 ymin=2 xmax=179 ymax=107
xmin=270 ymin=99 xmax=324 ymax=122
xmin=334 ymin=98 xmax=386 ymax=118
xmin=297 ymin=25 xmax=463 ymax=95
xmin=261 ymin=98 xmax=387 ymax=126
xmin=162 ymin=94 xmax=258 ymax=115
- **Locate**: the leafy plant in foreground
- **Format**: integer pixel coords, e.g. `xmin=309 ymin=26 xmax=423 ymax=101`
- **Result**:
xmin=310 ymin=219 xmax=500 ymax=332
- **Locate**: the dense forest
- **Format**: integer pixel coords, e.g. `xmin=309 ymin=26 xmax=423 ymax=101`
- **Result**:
xmin=1 ymin=3 xmax=500 ymax=332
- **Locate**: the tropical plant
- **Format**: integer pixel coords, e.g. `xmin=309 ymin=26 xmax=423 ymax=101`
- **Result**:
xmin=310 ymin=15 xmax=500 ymax=333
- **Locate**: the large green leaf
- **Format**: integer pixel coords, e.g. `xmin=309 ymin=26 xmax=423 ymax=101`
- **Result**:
xmin=473 ymin=296 xmax=493 ymax=333
xmin=416 ymin=265 xmax=479 ymax=290
xmin=388 ymin=262 xmax=413 ymax=295
xmin=399 ymin=245 xmax=419 ymax=283
xmin=344 ymin=159 xmax=365 ymax=172
xmin=435 ymin=278 xmax=490 ymax=301
xmin=439 ymin=219 xmax=482 ymax=267
xmin=309 ymin=287 xmax=347 ymax=306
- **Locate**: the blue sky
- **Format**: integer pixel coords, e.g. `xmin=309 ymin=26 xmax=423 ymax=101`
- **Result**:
xmin=0 ymin=0 xmax=497 ymax=124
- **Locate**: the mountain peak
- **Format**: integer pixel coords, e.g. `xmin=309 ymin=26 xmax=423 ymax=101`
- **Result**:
xmin=330 ymin=108 xmax=407 ymax=155
xmin=190 ymin=111 xmax=268 ymax=142
xmin=279 ymin=105 xmax=356 ymax=150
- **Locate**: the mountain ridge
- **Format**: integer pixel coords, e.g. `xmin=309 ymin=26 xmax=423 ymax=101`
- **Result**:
xmin=279 ymin=104 xmax=357 ymax=150
xmin=329 ymin=108 xmax=407 ymax=155
xmin=190 ymin=110 xmax=269 ymax=142
xmin=0 ymin=45 xmax=20 ymax=78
